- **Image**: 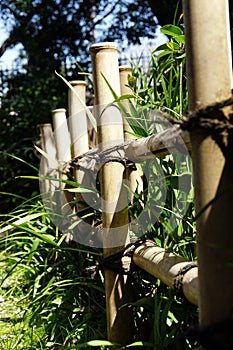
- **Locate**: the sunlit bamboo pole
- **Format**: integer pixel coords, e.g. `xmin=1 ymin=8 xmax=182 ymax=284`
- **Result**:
xmin=133 ymin=240 xmax=198 ymax=306
xmin=119 ymin=65 xmax=143 ymax=202
xmin=77 ymin=125 xmax=191 ymax=168
xmin=183 ymin=0 xmax=233 ymax=338
xmin=52 ymin=108 xmax=71 ymax=214
xmin=90 ymin=42 xmax=134 ymax=346
xmin=119 ymin=65 xmax=134 ymax=140
xmin=52 ymin=108 xmax=71 ymax=163
xmin=68 ymin=81 xmax=89 ymax=210
xmin=68 ymin=81 xmax=88 ymax=159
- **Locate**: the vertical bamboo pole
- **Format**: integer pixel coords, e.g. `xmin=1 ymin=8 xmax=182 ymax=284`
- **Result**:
xmin=52 ymin=108 xmax=71 ymax=214
xmin=68 ymin=80 xmax=89 ymax=205
xmin=52 ymin=108 xmax=71 ymax=163
xmin=67 ymin=80 xmax=95 ymax=240
xmin=90 ymin=42 xmax=134 ymax=345
xmin=38 ymin=123 xmax=57 ymax=194
xmin=119 ymin=65 xmax=134 ymax=141
xmin=119 ymin=65 xmax=143 ymax=199
xmin=183 ymin=0 xmax=233 ymax=338
xmin=68 ymin=81 xmax=88 ymax=159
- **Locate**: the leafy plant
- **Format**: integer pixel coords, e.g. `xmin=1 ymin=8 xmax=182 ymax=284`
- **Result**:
xmin=0 ymin=192 xmax=107 ymax=349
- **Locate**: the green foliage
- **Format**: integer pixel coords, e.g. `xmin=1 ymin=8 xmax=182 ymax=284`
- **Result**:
xmin=0 ymin=69 xmax=67 ymax=212
xmin=0 ymin=196 xmax=106 ymax=349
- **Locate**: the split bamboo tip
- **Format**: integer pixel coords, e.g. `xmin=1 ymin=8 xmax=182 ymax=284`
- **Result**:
xmin=89 ymin=42 xmax=118 ymax=53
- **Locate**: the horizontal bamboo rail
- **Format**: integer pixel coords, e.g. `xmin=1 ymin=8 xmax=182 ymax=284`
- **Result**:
xmin=133 ymin=240 xmax=198 ymax=306
xmin=67 ymin=125 xmax=191 ymax=172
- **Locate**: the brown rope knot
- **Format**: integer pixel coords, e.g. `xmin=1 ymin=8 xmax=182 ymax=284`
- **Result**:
xmin=84 ymin=239 xmax=145 ymax=277
xmin=182 ymin=95 xmax=233 ymax=133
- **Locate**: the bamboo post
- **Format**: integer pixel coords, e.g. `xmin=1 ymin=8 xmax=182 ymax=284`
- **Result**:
xmin=90 ymin=42 xmax=134 ymax=345
xmin=52 ymin=108 xmax=71 ymax=163
xmin=52 ymin=108 xmax=71 ymax=215
xmin=37 ymin=123 xmax=57 ymax=195
xmin=68 ymin=81 xmax=88 ymax=159
xmin=133 ymin=240 xmax=198 ymax=306
xmin=67 ymin=80 xmax=96 ymax=243
xmin=119 ymin=65 xmax=134 ymax=140
xmin=68 ymin=81 xmax=89 ymax=209
xmin=119 ymin=65 xmax=143 ymax=198
xmin=183 ymin=0 xmax=233 ymax=339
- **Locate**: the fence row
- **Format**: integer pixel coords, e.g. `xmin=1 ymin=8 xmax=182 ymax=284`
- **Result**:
xmin=37 ymin=41 xmax=197 ymax=346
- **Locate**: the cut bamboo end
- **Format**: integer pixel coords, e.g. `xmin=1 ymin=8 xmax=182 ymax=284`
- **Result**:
xmin=52 ymin=108 xmax=71 ymax=163
xmin=133 ymin=240 xmax=199 ymax=306
xmin=37 ymin=123 xmax=53 ymax=128
xmin=89 ymin=41 xmax=121 ymax=109
xmin=119 ymin=65 xmax=132 ymax=72
xmin=69 ymin=80 xmax=87 ymax=86
xmin=90 ymin=42 xmax=118 ymax=53
xmin=68 ymin=80 xmax=88 ymax=158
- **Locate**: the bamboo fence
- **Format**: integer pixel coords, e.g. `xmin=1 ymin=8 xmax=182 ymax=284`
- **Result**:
xmin=37 ymin=1 xmax=233 ymax=347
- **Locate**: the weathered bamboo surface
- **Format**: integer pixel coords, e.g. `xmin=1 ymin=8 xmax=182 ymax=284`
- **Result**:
xmin=67 ymin=125 xmax=191 ymax=172
xmin=133 ymin=240 xmax=198 ymax=306
xmin=183 ymin=0 xmax=233 ymax=330
xmin=90 ymin=42 xmax=134 ymax=346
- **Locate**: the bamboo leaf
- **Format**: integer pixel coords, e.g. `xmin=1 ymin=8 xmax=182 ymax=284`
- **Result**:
xmin=160 ymin=24 xmax=183 ymax=37
xmin=34 ymin=144 xmax=59 ymax=168
xmin=0 ymin=213 xmax=45 ymax=234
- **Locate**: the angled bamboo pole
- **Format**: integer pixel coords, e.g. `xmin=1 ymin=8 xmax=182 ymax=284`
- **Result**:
xmin=133 ymin=240 xmax=198 ymax=306
xmin=76 ymin=125 xmax=191 ymax=169
xmin=183 ymin=0 xmax=233 ymax=338
xmin=90 ymin=42 xmax=134 ymax=345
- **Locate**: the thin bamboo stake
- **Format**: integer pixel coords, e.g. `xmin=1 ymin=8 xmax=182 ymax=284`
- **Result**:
xmin=119 ymin=65 xmax=143 ymax=201
xmin=52 ymin=108 xmax=71 ymax=215
xmin=68 ymin=80 xmax=89 ymax=207
xmin=133 ymin=240 xmax=198 ymax=306
xmin=37 ymin=123 xmax=57 ymax=194
xmin=68 ymin=81 xmax=88 ymax=159
xmin=52 ymin=108 xmax=71 ymax=163
xmin=67 ymin=80 xmax=96 ymax=242
xmin=119 ymin=65 xmax=134 ymax=140
xmin=90 ymin=42 xmax=134 ymax=345
xmin=183 ymin=0 xmax=233 ymax=335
